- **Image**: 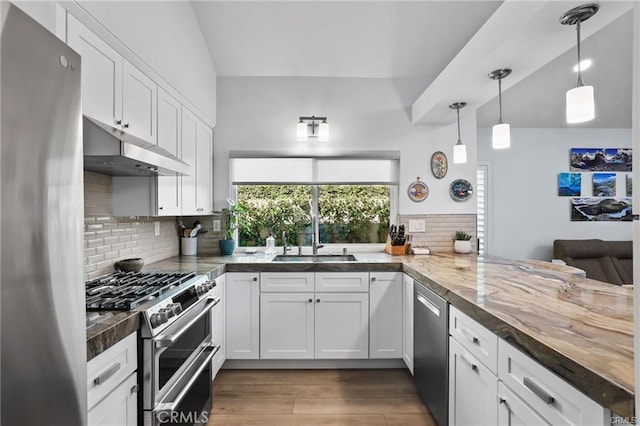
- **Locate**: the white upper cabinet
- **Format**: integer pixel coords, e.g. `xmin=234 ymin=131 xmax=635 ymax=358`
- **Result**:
xmin=66 ymin=14 xmax=157 ymax=146
xmin=181 ymin=106 xmax=213 ymax=216
xmin=156 ymin=88 xmax=182 ymax=216
xmin=195 ymin=120 xmax=213 ymax=214
xmin=181 ymin=107 xmax=198 ymax=215
xmin=122 ymin=60 xmax=157 ymax=145
xmin=66 ymin=14 xmax=122 ymax=129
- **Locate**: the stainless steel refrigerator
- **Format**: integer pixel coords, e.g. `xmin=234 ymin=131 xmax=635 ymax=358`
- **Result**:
xmin=1 ymin=4 xmax=86 ymax=425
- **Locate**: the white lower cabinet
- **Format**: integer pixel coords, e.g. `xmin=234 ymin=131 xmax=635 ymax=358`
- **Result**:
xmin=88 ymin=372 xmax=137 ymax=426
xmin=498 ymin=338 xmax=609 ymax=426
xmin=402 ymin=274 xmax=414 ymax=374
xmin=226 ymin=272 xmax=260 ymax=359
xmin=369 ymin=272 xmax=402 ymax=359
xmin=258 ymin=272 xmax=370 ymax=360
xmin=212 ymin=274 xmax=226 ymax=377
xmin=315 ymin=292 xmax=369 ymax=359
xmin=449 ymin=337 xmax=498 ymax=426
xmin=87 ymin=332 xmax=138 ymax=426
xmin=498 ymin=381 xmax=550 ymax=426
xmin=260 ymin=293 xmax=315 ymax=359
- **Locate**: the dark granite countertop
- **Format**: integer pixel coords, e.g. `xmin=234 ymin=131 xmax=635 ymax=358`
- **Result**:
xmin=86 ymin=311 xmax=139 ymax=361
xmin=86 ymin=250 xmax=633 ymax=416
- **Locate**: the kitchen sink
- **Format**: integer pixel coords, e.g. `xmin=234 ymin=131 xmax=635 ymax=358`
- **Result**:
xmin=271 ymin=254 xmax=358 ymax=262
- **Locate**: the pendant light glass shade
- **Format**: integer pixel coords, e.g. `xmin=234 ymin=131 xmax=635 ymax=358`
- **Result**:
xmin=566 ymin=85 xmax=594 ymax=123
xmin=453 ymin=142 xmax=467 ymax=164
xmin=296 ymin=121 xmax=307 ymax=141
xmin=318 ymin=120 xmax=329 ymax=141
xmin=492 ymin=123 xmax=510 ymax=149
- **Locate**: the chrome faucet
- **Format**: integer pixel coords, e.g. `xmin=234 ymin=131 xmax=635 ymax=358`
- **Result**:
xmin=282 ymin=231 xmax=291 ymax=255
xmin=311 ymin=212 xmax=324 ymax=255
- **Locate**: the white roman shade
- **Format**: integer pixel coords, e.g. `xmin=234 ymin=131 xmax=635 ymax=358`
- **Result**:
xmin=230 ymin=152 xmax=399 ymax=185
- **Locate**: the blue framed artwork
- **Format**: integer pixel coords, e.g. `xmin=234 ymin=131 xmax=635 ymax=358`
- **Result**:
xmin=593 ymin=173 xmax=616 ymax=196
xmin=558 ymin=173 xmax=581 ymax=196
xmin=570 ymin=148 xmax=632 ymax=172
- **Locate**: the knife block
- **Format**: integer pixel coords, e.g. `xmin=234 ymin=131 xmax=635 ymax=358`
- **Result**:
xmin=385 ymin=237 xmax=407 ymax=255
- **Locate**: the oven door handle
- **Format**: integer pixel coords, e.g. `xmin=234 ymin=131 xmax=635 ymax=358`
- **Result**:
xmin=154 ymin=297 xmax=220 ymax=348
xmin=155 ymin=345 xmax=219 ymax=413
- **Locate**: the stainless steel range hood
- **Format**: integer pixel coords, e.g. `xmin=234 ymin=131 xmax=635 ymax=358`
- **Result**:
xmin=83 ymin=117 xmax=190 ymax=176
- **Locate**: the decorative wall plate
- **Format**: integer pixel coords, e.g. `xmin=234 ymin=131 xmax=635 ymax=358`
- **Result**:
xmin=449 ymin=179 xmax=473 ymax=202
xmin=408 ymin=178 xmax=429 ymax=202
xmin=430 ymin=151 xmax=448 ymax=179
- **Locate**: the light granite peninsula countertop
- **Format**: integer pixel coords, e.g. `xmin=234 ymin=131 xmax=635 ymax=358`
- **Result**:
xmin=129 ymin=251 xmax=634 ymax=417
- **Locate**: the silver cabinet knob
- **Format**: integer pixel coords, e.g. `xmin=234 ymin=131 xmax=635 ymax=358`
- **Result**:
xmin=115 ymin=119 xmax=122 ymax=125
xmin=371 ymin=277 xmax=376 ymax=282
xmin=123 ymin=123 xmax=130 ymax=129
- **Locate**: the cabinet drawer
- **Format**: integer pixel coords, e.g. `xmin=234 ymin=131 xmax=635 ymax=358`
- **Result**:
xmin=87 ymin=332 xmax=137 ymax=410
xmin=498 ymin=381 xmax=550 ymax=426
xmin=450 ymin=306 xmax=497 ymax=373
xmin=498 ymin=339 xmax=607 ymax=425
xmin=88 ymin=372 xmax=137 ymax=426
xmin=315 ymin=272 xmax=369 ymax=292
xmin=261 ymin=272 xmax=315 ymax=292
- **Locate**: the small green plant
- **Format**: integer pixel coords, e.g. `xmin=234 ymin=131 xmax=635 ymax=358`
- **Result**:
xmin=221 ymin=199 xmax=245 ymax=240
xmin=452 ymin=231 xmax=472 ymax=241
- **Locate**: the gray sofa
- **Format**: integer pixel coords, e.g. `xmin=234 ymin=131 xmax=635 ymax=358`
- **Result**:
xmin=553 ymin=239 xmax=633 ymax=285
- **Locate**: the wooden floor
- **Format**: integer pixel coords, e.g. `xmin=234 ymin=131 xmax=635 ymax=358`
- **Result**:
xmin=208 ymin=369 xmax=437 ymax=426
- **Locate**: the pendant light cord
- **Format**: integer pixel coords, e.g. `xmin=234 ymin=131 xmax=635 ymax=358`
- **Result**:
xmin=576 ymin=21 xmax=585 ymax=87
xmin=456 ymin=107 xmax=461 ymax=144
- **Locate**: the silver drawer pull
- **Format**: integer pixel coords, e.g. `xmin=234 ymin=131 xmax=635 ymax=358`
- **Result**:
xmin=460 ymin=354 xmax=478 ymax=372
xmin=523 ymin=377 xmax=555 ymax=404
xmin=93 ymin=362 xmax=121 ymax=385
xmin=460 ymin=327 xmax=479 ymax=344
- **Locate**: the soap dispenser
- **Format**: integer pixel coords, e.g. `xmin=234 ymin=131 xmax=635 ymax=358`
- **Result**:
xmin=265 ymin=232 xmax=276 ymax=256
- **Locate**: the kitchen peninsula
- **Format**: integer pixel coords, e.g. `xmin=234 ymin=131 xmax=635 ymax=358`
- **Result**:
xmin=119 ymin=251 xmax=633 ymax=419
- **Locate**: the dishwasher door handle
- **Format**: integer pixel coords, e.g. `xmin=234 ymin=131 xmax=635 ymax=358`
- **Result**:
xmin=416 ymin=292 xmax=440 ymax=317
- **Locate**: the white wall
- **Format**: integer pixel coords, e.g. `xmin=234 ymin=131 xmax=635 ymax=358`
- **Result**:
xmin=478 ymin=127 xmax=633 ymax=261
xmin=12 ymin=1 xmax=217 ymax=124
xmin=214 ymin=76 xmax=477 ymax=214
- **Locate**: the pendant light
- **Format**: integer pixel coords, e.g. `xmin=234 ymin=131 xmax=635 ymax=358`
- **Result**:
xmin=488 ymin=68 xmax=511 ymax=149
xmin=449 ymin=102 xmax=467 ymax=164
xmin=560 ymin=4 xmax=598 ymax=124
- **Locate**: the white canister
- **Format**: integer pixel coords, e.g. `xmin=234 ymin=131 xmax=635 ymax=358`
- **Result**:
xmin=181 ymin=237 xmax=197 ymax=256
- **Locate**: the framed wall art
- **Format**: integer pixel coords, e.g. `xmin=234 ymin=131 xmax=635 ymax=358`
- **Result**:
xmin=558 ymin=173 xmax=581 ymax=196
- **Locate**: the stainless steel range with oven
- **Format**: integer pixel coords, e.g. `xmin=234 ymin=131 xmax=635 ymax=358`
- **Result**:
xmin=86 ymin=271 xmax=221 ymax=425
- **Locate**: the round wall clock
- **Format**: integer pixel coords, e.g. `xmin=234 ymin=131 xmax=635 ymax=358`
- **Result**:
xmin=408 ymin=178 xmax=429 ymax=202
xmin=430 ymin=151 xmax=448 ymax=179
xmin=449 ymin=179 xmax=473 ymax=202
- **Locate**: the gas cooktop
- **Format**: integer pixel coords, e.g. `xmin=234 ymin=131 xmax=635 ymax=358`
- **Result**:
xmin=85 ymin=271 xmax=197 ymax=311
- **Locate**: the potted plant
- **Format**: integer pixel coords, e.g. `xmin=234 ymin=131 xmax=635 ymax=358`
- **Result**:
xmin=452 ymin=231 xmax=473 ymax=254
xmin=219 ymin=199 xmax=244 ymax=255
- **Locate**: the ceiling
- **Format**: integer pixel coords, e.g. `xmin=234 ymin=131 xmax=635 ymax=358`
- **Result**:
xmin=192 ymin=1 xmax=501 ymax=78
xmin=192 ymin=1 xmax=633 ymax=129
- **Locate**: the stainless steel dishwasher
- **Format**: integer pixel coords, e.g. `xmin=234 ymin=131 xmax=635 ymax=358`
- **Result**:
xmin=414 ymin=281 xmax=448 ymax=426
